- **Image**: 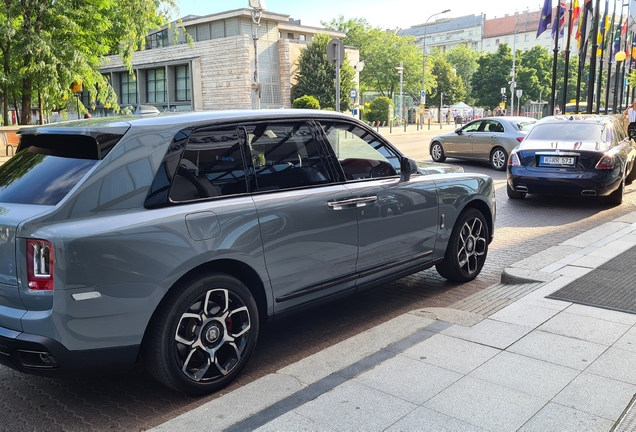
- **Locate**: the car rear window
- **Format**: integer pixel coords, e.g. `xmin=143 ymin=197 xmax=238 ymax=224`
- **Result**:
xmin=0 ymin=132 xmax=124 ymax=206
xmin=525 ymin=123 xmax=605 ymax=141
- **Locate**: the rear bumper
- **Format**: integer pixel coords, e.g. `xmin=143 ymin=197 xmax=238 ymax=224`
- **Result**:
xmin=0 ymin=325 xmax=139 ymax=377
xmin=508 ymin=167 xmax=621 ymax=197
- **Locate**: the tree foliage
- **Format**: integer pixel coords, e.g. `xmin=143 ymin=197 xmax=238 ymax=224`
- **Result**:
xmin=365 ymin=96 xmax=393 ymax=123
xmin=323 ymin=16 xmax=424 ymax=101
xmin=0 ymin=0 xmax=182 ymax=125
xmin=291 ymin=33 xmax=355 ymax=111
xmin=444 ymin=44 xmax=479 ymax=104
xmin=426 ymin=49 xmax=466 ymax=108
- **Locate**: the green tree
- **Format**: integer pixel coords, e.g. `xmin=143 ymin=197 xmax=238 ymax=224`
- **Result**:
xmin=365 ymin=96 xmax=393 ymax=123
xmin=471 ymin=44 xmax=514 ymax=109
xmin=427 ymin=49 xmax=466 ymax=108
xmin=291 ymin=33 xmax=355 ymax=111
xmin=0 ymin=0 xmax=185 ymax=125
xmin=323 ymin=17 xmax=424 ymax=100
xmin=445 ymin=45 xmax=479 ymax=104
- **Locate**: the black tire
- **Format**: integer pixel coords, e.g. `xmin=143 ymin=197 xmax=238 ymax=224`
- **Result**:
xmin=430 ymin=142 xmax=446 ymax=162
xmin=506 ymin=182 xmax=526 ymax=199
xmin=435 ymin=208 xmax=489 ymax=282
xmin=606 ymin=177 xmax=624 ymax=206
xmin=626 ymin=160 xmax=636 ymax=184
xmin=490 ymin=147 xmax=508 ymax=171
xmin=142 ymin=273 xmax=259 ymax=396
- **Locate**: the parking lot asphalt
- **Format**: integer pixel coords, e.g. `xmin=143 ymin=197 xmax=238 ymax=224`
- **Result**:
xmin=152 ymin=210 xmax=636 ymax=432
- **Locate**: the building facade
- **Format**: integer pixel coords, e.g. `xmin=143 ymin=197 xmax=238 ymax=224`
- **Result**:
xmin=398 ymin=15 xmax=485 ymax=54
xmin=97 ymin=9 xmax=355 ymax=114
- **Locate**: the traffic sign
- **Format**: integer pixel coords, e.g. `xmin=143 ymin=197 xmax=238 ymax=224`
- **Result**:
xmin=326 ymin=39 xmax=345 ymax=64
xmin=350 ymin=89 xmax=358 ymax=99
xmin=421 ymin=90 xmax=426 ymax=97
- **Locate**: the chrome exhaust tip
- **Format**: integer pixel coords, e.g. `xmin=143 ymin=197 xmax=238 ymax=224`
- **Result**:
xmin=581 ymin=190 xmax=597 ymax=196
xmin=515 ymin=186 xmax=528 ymax=193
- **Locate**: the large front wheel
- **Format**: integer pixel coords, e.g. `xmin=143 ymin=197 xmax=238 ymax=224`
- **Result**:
xmin=431 ymin=142 xmax=446 ymax=162
xmin=436 ymin=208 xmax=489 ymax=282
xmin=143 ymin=273 xmax=259 ymax=396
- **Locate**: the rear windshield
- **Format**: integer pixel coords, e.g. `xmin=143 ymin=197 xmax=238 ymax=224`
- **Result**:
xmin=525 ymin=123 xmax=605 ymax=142
xmin=515 ymin=120 xmax=536 ymax=131
xmin=0 ymin=149 xmax=97 ymax=205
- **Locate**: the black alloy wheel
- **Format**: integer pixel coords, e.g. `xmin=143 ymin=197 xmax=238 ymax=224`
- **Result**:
xmin=143 ymin=273 xmax=259 ymax=396
xmin=435 ymin=208 xmax=489 ymax=282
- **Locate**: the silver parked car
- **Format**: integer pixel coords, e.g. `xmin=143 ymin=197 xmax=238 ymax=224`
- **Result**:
xmin=430 ymin=116 xmax=537 ymax=170
xmin=0 ymin=110 xmax=495 ymax=395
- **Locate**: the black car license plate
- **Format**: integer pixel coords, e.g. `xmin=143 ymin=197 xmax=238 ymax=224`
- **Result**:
xmin=539 ymin=156 xmax=575 ymax=166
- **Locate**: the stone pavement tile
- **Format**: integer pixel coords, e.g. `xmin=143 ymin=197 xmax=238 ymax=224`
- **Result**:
xmin=509 ymin=245 xmax=581 ymax=271
xmin=587 ymin=240 xmax=635 ymax=258
xmin=613 ymin=327 xmax=636 ymax=353
xmin=441 ymin=318 xmax=532 ymax=350
xmin=552 ymin=372 xmax=636 ymax=421
xmin=489 ymin=301 xmax=560 ymax=328
xmin=537 ymin=311 xmax=631 ymax=346
xmin=293 ymin=381 xmax=416 ymax=432
xmin=150 ymin=374 xmax=303 ymax=432
xmin=354 ymin=355 xmax=462 ymax=405
xmin=254 ymin=411 xmax=337 ymax=432
xmin=560 ymin=221 xmax=632 ymax=248
xmin=277 ymin=313 xmax=434 ymax=386
xmin=565 ymin=303 xmax=636 ymax=326
xmin=469 ymin=351 xmax=579 ymax=400
xmin=386 ymin=406 xmax=487 ymax=432
xmin=507 ymin=330 xmax=607 ymax=370
xmin=586 ymin=347 xmax=636 ymax=385
xmin=401 ymin=334 xmax=500 ymax=375
xmin=521 ymin=276 xmax=578 ymax=300
xmin=424 ymin=376 xmax=545 ymax=432
xmin=515 ymin=295 xmax=572 ymax=312
xmin=518 ymin=402 xmax=614 ymax=432
xmin=552 ymin=265 xmax=593 ymax=279
xmin=569 ymin=254 xmax=612 ymax=269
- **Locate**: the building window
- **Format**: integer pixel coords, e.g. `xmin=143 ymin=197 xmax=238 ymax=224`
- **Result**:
xmin=278 ymin=31 xmax=282 ymax=38
xmin=469 ymin=31 xmax=473 ymax=36
xmin=147 ymin=68 xmax=166 ymax=103
xmin=145 ymin=30 xmax=168 ymax=49
xmin=175 ymin=65 xmax=191 ymax=102
xmin=504 ymin=37 xmax=509 ymax=43
xmin=486 ymin=40 xmax=491 ymax=46
xmin=514 ymin=35 xmax=519 ymax=43
xmin=120 ymin=73 xmax=137 ymax=105
xmin=525 ymin=34 xmax=530 ymax=42
xmin=299 ymin=34 xmax=306 ymax=41
xmin=495 ymin=39 xmax=500 ymax=45
xmin=287 ymin=32 xmax=294 ymax=39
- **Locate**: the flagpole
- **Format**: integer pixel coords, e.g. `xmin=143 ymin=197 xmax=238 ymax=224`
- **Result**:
xmin=605 ymin=2 xmax=617 ymax=111
xmin=564 ymin=0 xmax=575 ymax=109
xmin=588 ymin=0 xmax=602 ymax=113
xmin=576 ymin=2 xmax=591 ymax=113
xmin=613 ymin=4 xmax=625 ymax=110
xmin=551 ymin=3 xmax=563 ymax=114
xmin=596 ymin=1 xmax=609 ymax=112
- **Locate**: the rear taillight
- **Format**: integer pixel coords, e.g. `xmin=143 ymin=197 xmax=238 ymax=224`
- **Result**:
xmin=509 ymin=152 xmax=521 ymax=166
xmin=516 ymin=136 xmax=524 ymax=143
xmin=26 ymin=239 xmax=54 ymax=291
xmin=595 ymin=155 xmax=614 ymax=169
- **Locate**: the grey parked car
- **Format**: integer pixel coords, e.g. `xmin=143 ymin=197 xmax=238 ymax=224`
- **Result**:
xmin=430 ymin=116 xmax=537 ymax=170
xmin=0 ymin=110 xmax=495 ymax=395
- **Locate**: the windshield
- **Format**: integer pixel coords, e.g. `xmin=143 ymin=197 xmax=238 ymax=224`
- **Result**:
xmin=0 ymin=150 xmax=97 ymax=205
xmin=516 ymin=121 xmax=536 ymax=131
xmin=525 ymin=123 xmax=605 ymax=142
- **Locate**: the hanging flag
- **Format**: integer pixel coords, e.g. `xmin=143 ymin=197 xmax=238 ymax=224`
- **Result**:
xmin=537 ymin=0 xmax=553 ymax=38
xmin=613 ymin=21 xmax=622 ymax=62
xmin=631 ymin=32 xmax=636 ymax=67
xmin=552 ymin=1 xmax=567 ymax=38
xmin=597 ymin=0 xmax=609 ymax=55
xmin=622 ymin=17 xmax=629 ymax=36
xmin=578 ymin=0 xmax=594 ymax=56
xmin=572 ymin=0 xmax=581 ymax=21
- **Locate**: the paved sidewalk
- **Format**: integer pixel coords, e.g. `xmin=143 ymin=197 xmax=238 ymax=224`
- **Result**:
xmin=152 ymin=211 xmax=636 ymax=432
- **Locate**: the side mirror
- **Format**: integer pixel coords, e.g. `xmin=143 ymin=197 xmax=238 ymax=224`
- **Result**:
xmin=400 ymin=157 xmax=419 ymax=182
xmin=455 ymin=128 xmax=462 ymax=134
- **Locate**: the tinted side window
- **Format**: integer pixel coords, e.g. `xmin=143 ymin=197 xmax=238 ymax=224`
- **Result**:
xmin=483 ymin=120 xmax=504 ymax=133
xmin=244 ymin=121 xmax=331 ymax=191
xmin=170 ymin=127 xmax=248 ymax=202
xmin=321 ymin=121 xmax=399 ymax=180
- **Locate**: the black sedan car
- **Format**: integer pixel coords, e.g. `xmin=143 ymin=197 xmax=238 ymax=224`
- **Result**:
xmin=507 ymin=115 xmax=636 ymax=205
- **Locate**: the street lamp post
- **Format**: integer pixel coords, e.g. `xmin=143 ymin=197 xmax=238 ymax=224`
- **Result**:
xmin=396 ymin=62 xmax=404 ymax=125
xmin=248 ymin=0 xmax=266 ymax=109
xmin=421 ymin=9 xmax=450 ymax=126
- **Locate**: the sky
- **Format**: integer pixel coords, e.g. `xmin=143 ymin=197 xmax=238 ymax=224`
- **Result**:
xmin=175 ymin=0 xmax=546 ymax=30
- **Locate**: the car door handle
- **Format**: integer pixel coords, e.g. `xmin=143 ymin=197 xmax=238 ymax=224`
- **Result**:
xmin=355 ymin=196 xmax=378 ymax=207
xmin=327 ymin=196 xmax=377 ymax=210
